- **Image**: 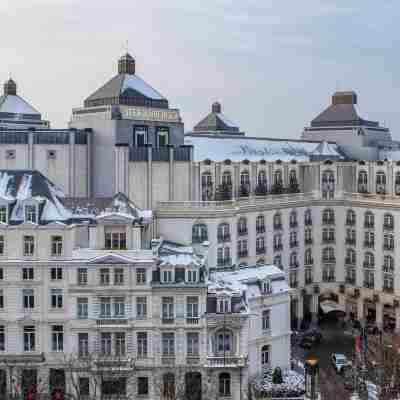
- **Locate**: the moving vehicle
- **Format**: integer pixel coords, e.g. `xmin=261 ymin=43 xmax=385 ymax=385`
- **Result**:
xmin=331 ymin=353 xmax=351 ymax=373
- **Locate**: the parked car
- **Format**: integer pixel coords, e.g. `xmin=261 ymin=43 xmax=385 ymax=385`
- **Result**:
xmin=331 ymin=353 xmax=351 ymax=373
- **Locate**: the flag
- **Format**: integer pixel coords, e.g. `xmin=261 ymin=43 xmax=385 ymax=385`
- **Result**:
xmin=355 ymin=335 xmax=360 ymax=353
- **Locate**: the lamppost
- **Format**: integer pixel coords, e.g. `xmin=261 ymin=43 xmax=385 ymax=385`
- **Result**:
xmin=304 ymin=354 xmax=320 ymax=400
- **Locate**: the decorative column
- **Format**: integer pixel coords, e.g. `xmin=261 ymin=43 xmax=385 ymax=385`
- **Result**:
xmin=304 ymin=354 xmax=321 ymax=400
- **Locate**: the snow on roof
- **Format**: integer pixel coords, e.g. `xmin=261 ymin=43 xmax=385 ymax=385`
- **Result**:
xmin=310 ymin=140 xmax=343 ymax=157
xmin=121 ymin=74 xmax=165 ymax=100
xmin=0 ymin=95 xmax=40 ymax=115
xmin=185 ymin=134 xmax=342 ymax=162
xmin=216 ymin=112 xmax=238 ymax=128
xmin=208 ymin=264 xmax=288 ymax=296
xmin=160 ymin=254 xmax=201 ymax=267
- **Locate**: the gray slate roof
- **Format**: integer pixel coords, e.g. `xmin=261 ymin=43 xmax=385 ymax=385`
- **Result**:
xmin=193 ymin=102 xmax=240 ymax=133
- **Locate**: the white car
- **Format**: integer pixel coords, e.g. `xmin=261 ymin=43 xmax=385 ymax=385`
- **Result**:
xmin=331 ymin=353 xmax=351 ymax=373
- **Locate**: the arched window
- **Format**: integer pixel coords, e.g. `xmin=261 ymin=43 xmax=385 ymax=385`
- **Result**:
xmin=256 ymin=215 xmax=265 ymax=233
xmin=240 ymin=170 xmax=250 ymax=196
xmin=384 ymin=213 xmax=394 ymax=230
xmin=237 ymin=217 xmax=247 ymax=235
xmin=364 ymin=252 xmax=375 ymax=268
xmin=274 ymin=170 xmax=283 ymax=185
xmin=192 ymin=224 xmax=208 ymax=243
xmin=273 ymin=234 xmax=282 ymax=251
xmin=304 ymin=209 xmax=312 ymax=225
xmin=219 ymin=373 xmax=231 ymax=397
xmin=216 ymin=329 xmax=232 ymax=353
xmin=258 ymin=170 xmax=267 ymax=186
xmin=273 ymin=212 xmax=282 ymax=230
xmin=273 ymin=255 xmax=282 ymax=269
xmin=289 ymin=170 xmax=297 ymax=184
xmin=290 ymin=252 xmax=298 ymax=267
xmin=261 ymin=345 xmax=270 ymax=367
xmin=222 ymin=171 xmax=232 ymax=186
xmin=217 ymin=223 xmax=230 ymax=242
xmin=358 ymin=171 xmax=368 ymax=193
xmin=322 ymin=247 xmax=335 ymax=262
xmin=305 ymin=248 xmax=313 ymax=265
xmin=364 ymin=211 xmax=374 ymax=229
xmin=346 ymin=248 xmax=356 ymax=265
xmin=201 ymin=172 xmax=212 ymax=187
xmin=322 ymin=208 xmax=335 ymax=224
xmin=289 ymin=210 xmax=298 ymax=227
xmin=376 ymin=171 xmax=386 ymax=185
xmin=163 ymin=373 xmax=175 ymax=400
xmin=346 ymin=209 xmax=356 ymax=226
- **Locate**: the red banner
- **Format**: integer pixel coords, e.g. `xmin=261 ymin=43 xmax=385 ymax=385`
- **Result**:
xmin=355 ymin=335 xmax=360 ymax=353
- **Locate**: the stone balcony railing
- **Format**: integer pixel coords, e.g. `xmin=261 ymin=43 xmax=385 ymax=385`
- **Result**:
xmin=206 ymin=355 xmax=246 ymax=368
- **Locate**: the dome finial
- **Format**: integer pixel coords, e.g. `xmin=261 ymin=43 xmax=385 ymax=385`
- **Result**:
xmin=212 ymin=101 xmax=221 ymax=113
xmin=118 ymin=52 xmax=135 ymax=75
xmin=4 ymin=78 xmax=17 ymax=96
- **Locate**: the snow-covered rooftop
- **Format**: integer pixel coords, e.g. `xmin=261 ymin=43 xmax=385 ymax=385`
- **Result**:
xmin=185 ymin=134 xmax=343 ymax=162
xmin=121 ymin=74 xmax=165 ymax=100
xmin=0 ymin=94 xmax=40 ymax=116
xmin=158 ymin=240 xmax=206 ymax=268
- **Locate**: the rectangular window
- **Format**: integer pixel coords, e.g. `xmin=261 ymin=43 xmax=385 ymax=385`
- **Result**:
xmin=78 ymin=333 xmax=89 ymax=357
xmin=100 ymin=268 xmax=110 ymax=285
xmin=22 ymin=267 xmax=34 ymax=280
xmin=23 ymin=289 xmax=34 ymax=309
xmin=0 ymin=206 xmax=7 ymax=224
xmin=0 ymin=326 xmax=4 ymax=351
xmin=162 ymin=332 xmax=175 ymax=356
xmin=0 ymin=235 xmax=4 ymax=255
xmin=0 ymin=268 xmax=3 ymax=280
xmin=0 ymin=289 xmax=4 ymax=309
xmin=77 ymin=298 xmax=88 ymax=319
xmin=78 ymin=268 xmax=88 ymax=285
xmin=79 ymin=377 xmax=90 ymax=396
xmin=23 ymin=236 xmax=35 ymax=256
xmin=104 ymin=232 xmax=126 ymax=250
xmin=157 ymin=127 xmax=169 ymax=147
xmin=134 ymin=126 xmax=148 ymax=147
xmin=100 ymin=297 xmax=111 ymax=317
xmin=101 ymin=332 xmax=112 ymax=355
xmin=114 ymin=297 xmax=125 ymax=317
xmin=187 ymin=332 xmax=199 ymax=356
xmin=51 ymin=236 xmax=63 ymax=256
xmin=115 ymin=332 xmax=126 ymax=356
xmin=186 ymin=297 xmax=199 ymax=320
xmin=136 ymin=297 xmax=147 ymax=319
xmin=262 ymin=310 xmax=271 ymax=330
xmin=162 ymin=270 xmax=173 ymax=283
xmin=137 ymin=377 xmax=149 ymax=396
xmin=51 ymin=289 xmax=63 ymax=308
xmin=136 ymin=268 xmax=146 ymax=284
xmin=23 ymin=325 xmax=35 ymax=351
xmin=137 ymin=332 xmax=148 ymax=358
xmin=187 ymin=270 xmax=197 ymax=283
xmin=52 ymin=325 xmax=64 ymax=352
xmin=50 ymin=266 xmax=63 ymax=280
xmin=114 ymin=268 xmax=124 ymax=285
xmin=162 ymin=297 xmax=174 ymax=322
xmin=25 ymin=205 xmax=36 ymax=223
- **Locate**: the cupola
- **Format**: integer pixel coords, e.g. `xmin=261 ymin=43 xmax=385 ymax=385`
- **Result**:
xmin=4 ymin=78 xmax=17 ymax=96
xmin=212 ymin=101 xmax=222 ymax=113
xmin=118 ymin=53 xmax=135 ymax=75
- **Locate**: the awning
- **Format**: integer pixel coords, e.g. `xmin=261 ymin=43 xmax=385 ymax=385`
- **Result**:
xmin=320 ymin=300 xmax=346 ymax=314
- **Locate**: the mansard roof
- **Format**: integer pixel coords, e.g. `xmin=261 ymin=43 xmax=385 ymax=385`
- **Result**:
xmin=84 ymin=54 xmax=168 ymax=109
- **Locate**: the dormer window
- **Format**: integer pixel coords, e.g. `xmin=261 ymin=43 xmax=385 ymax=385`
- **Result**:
xmin=262 ymin=280 xmax=271 ymax=294
xmin=0 ymin=206 xmax=7 ymax=224
xmin=25 ymin=205 xmax=36 ymax=223
xmin=217 ymin=297 xmax=230 ymax=313
xmin=162 ymin=269 xmax=173 ymax=283
xmin=134 ymin=126 xmax=148 ymax=147
xmin=157 ymin=127 xmax=169 ymax=147
xmin=187 ymin=269 xmax=198 ymax=283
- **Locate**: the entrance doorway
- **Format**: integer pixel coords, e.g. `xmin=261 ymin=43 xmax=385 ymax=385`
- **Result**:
xmin=185 ymin=372 xmax=202 ymax=400
xmin=21 ymin=369 xmax=37 ymax=397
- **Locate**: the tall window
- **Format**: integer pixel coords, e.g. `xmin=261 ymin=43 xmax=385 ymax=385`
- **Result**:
xmin=51 ymin=236 xmax=63 ymax=256
xmin=115 ymin=332 xmax=126 ymax=356
xmin=256 ymin=215 xmax=265 ymax=233
xmin=216 ymin=330 xmax=232 ymax=353
xmin=136 ymin=297 xmax=147 ymax=319
xmin=240 ymin=170 xmax=250 ymax=186
xmin=78 ymin=333 xmax=89 ymax=357
xmin=273 ymin=255 xmax=282 ymax=269
xmin=192 ymin=224 xmax=208 ymax=243
xmin=289 ymin=210 xmax=298 ymax=227
xmin=322 ymin=209 xmax=335 ymax=224
xmin=50 ymin=266 xmax=63 ymax=280
xmin=322 ymin=247 xmax=335 ymax=262
xmin=219 ymin=373 xmax=231 ymax=397
xmin=134 ymin=126 xmax=147 ymax=147
xmin=186 ymin=296 xmax=199 ymax=320
xmin=304 ymin=209 xmax=312 ymax=225
xmin=237 ymin=217 xmax=247 ymax=235
xmin=0 ymin=326 xmax=4 ymax=351
xmin=137 ymin=332 xmax=148 ymax=358
xmin=162 ymin=297 xmax=174 ymax=322
xmin=346 ymin=249 xmax=356 ymax=265
xmin=222 ymin=171 xmax=232 ymax=186
xmin=217 ymin=223 xmax=230 ymax=242
xmin=201 ymin=172 xmax=213 ymax=187
xmin=274 ymin=170 xmax=283 ymax=185
xmin=258 ymin=170 xmax=267 ymax=185
xmin=157 ymin=127 xmax=169 ymax=146
xmin=0 ymin=206 xmax=7 ymax=224
xmin=114 ymin=297 xmax=125 ymax=317
xmin=187 ymin=332 xmax=199 ymax=356
xmin=262 ymin=310 xmax=270 ymax=330
xmin=25 ymin=205 xmax=36 ymax=223
xmin=22 ymin=267 xmax=34 ymax=280
xmin=162 ymin=332 xmax=175 ymax=356
xmin=51 ymin=289 xmax=63 ymax=308
xmin=364 ymin=212 xmax=374 ymax=228
xmin=261 ymin=345 xmax=270 ymax=366
xmin=78 ymin=268 xmax=88 ymax=285
xmin=364 ymin=252 xmax=375 ymax=268
xmin=23 ymin=326 xmax=35 ymax=352
xmin=101 ymin=333 xmax=112 ymax=356
xmin=256 ymin=236 xmax=265 ymax=254
xmin=23 ymin=289 xmax=34 ymax=309
xmin=114 ymin=268 xmax=124 ymax=285
xmin=0 ymin=235 xmax=4 ymax=255
xmin=384 ymin=213 xmax=394 ymax=230
xmin=305 ymin=248 xmax=313 ymax=265
xmin=52 ymin=325 xmax=64 ymax=352
xmin=290 ymin=252 xmax=298 ymax=267
xmin=346 ymin=209 xmax=356 ymax=225
xmin=23 ymin=236 xmax=35 ymax=256
xmin=100 ymin=297 xmax=112 ymax=317
xmin=77 ymin=298 xmax=88 ymax=319
xmin=273 ymin=212 xmax=282 ymax=229
xmin=358 ymin=170 xmax=368 ymax=192
xmin=136 ymin=268 xmax=146 ymax=284
xmin=100 ymin=268 xmax=110 ymax=286
xmin=105 ymin=232 xmax=126 ymax=250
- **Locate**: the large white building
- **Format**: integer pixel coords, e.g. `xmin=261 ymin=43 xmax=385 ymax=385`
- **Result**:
xmin=1 ymin=51 xmax=400 ymax=398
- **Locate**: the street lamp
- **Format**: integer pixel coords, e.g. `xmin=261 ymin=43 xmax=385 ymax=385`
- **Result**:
xmin=304 ymin=354 xmax=320 ymax=400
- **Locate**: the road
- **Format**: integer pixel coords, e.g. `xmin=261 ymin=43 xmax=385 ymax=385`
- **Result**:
xmin=293 ymin=318 xmax=356 ymax=400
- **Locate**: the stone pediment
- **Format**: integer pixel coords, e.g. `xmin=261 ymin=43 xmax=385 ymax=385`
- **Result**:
xmin=88 ymin=253 xmax=133 ymax=265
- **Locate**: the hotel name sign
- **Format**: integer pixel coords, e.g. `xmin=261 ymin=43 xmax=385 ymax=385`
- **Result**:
xmin=121 ymin=107 xmax=180 ymax=123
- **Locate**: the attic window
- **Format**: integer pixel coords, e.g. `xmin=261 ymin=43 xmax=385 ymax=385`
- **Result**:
xmin=5 ymin=150 xmax=15 ymax=160
xmin=0 ymin=206 xmax=7 ymax=224
xmin=162 ymin=269 xmax=173 ymax=283
xmin=157 ymin=127 xmax=169 ymax=147
xmin=217 ymin=297 xmax=230 ymax=313
xmin=25 ymin=205 xmax=37 ymax=223
xmin=47 ymin=150 xmax=57 ymax=160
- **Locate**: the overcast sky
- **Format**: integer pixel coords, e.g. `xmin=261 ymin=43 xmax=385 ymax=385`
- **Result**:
xmin=1 ymin=0 xmax=399 ymax=138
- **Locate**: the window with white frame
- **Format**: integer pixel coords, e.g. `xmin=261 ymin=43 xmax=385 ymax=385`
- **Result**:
xmin=78 ymin=332 xmax=89 ymax=357
xmin=162 ymin=269 xmax=173 ymax=283
xmin=162 ymin=332 xmax=175 ymax=356
xmin=51 ymin=236 xmax=63 ymax=256
xmin=384 ymin=213 xmax=394 ymax=229
xmin=78 ymin=268 xmax=88 ymax=285
xmin=23 ymin=289 xmax=34 ymax=309
xmin=23 ymin=325 xmax=35 ymax=351
xmin=217 ymin=297 xmax=230 ymax=313
xmin=136 ymin=268 xmax=146 ymax=284
xmin=23 ymin=236 xmax=35 ymax=256
xmin=101 ymin=332 xmax=112 ymax=355
xmin=100 ymin=297 xmax=112 ymax=317
xmin=134 ymin=126 xmax=148 ymax=147
xmin=25 ymin=205 xmax=37 ymax=223
xmin=219 ymin=373 xmax=231 ymax=397
xmin=137 ymin=332 xmax=148 ymax=358
xmin=162 ymin=297 xmax=174 ymax=322
xmin=50 ymin=266 xmax=62 ymax=280
xmin=216 ymin=329 xmax=232 ymax=353
xmin=52 ymin=325 xmax=64 ymax=352
xmin=136 ymin=297 xmax=147 ymax=319
xmin=105 ymin=232 xmax=126 ymax=250
xmin=22 ymin=267 xmax=34 ymax=280
xmin=261 ymin=345 xmax=270 ymax=366
xmin=114 ymin=268 xmax=124 ymax=285
xmin=77 ymin=297 xmax=88 ymax=319
xmin=51 ymin=289 xmax=63 ymax=308
xmin=115 ymin=332 xmax=126 ymax=356
xmin=157 ymin=127 xmax=169 ymax=147
xmin=222 ymin=171 xmax=232 ymax=186
xmin=186 ymin=296 xmax=199 ymax=320
xmin=187 ymin=332 xmax=199 ymax=356
xmin=114 ymin=297 xmax=125 ymax=317
xmin=100 ymin=268 xmax=110 ymax=285
xmin=0 ymin=235 xmax=4 ymax=255
xmin=0 ymin=289 xmax=3 ymax=309
xmin=0 ymin=326 xmax=5 ymax=351
xmin=187 ymin=269 xmax=197 ymax=283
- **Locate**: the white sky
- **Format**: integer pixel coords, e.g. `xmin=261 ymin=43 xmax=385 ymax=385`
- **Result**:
xmin=1 ymin=0 xmax=399 ymax=138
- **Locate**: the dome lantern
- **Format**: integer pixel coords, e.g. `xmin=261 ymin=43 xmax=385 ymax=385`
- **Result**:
xmin=212 ymin=101 xmax=221 ymax=113
xmin=4 ymin=78 xmax=17 ymax=96
xmin=118 ymin=53 xmax=135 ymax=75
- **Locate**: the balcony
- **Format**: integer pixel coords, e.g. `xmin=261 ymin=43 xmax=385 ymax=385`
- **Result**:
xmin=186 ymin=356 xmax=201 ymax=365
xmin=363 ymin=281 xmax=374 ymax=289
xmin=383 ymin=224 xmax=394 ymax=231
xmin=256 ymin=226 xmax=266 ymax=234
xmin=305 ymin=219 xmax=313 ymax=226
xmin=186 ymin=317 xmax=200 ymax=325
xmin=290 ymin=241 xmax=299 ymax=248
xmin=206 ymin=355 xmax=246 ymax=368
xmin=363 ymin=262 xmax=374 ymax=268
xmin=304 ymin=259 xmax=314 ymax=266
xmin=256 ymin=247 xmax=266 ymax=255
xmin=273 ymin=223 xmax=283 ymax=231
xmin=363 ymin=241 xmax=374 ymax=249
xmin=162 ymin=356 xmax=175 ymax=366
xmin=274 ymin=244 xmax=283 ymax=251
xmin=383 ymin=286 xmax=394 ymax=294
xmin=364 ymin=222 xmax=374 ymax=229
xmin=345 ymin=258 xmax=355 ymax=266
xmin=305 ymin=238 xmax=313 ymax=245
xmin=237 ymin=228 xmax=248 ymax=236
xmin=97 ymin=318 xmax=128 ymax=326
xmin=346 ymin=219 xmax=356 ymax=226
xmin=345 ymin=238 xmax=356 ymax=246
xmin=322 ymin=257 xmax=336 ymax=264
xmin=289 ymin=221 xmax=298 ymax=228
xmin=383 ymin=245 xmax=394 ymax=251
xmin=322 ymin=238 xmax=335 ymax=244
xmin=192 ymin=235 xmax=208 ymax=244
xmin=217 ymin=234 xmax=231 ymax=243
xmin=322 ymin=275 xmax=335 ymax=283
xmin=238 ymin=250 xmax=248 ymax=258
xmin=345 ymin=277 xmax=356 ymax=285
xmin=162 ymin=317 xmax=175 ymax=324
xmin=322 ymin=219 xmax=335 ymax=225
xmin=217 ymin=258 xmax=232 ymax=267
